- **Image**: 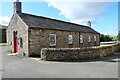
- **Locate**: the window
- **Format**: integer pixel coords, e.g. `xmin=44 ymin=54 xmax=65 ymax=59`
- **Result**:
xmin=94 ymin=35 xmax=96 ymax=41
xmin=13 ymin=31 xmax=18 ymax=36
xmin=68 ymin=35 xmax=73 ymax=44
xmin=80 ymin=35 xmax=83 ymax=43
xmin=50 ymin=34 xmax=56 ymax=46
xmin=88 ymin=35 xmax=91 ymax=42
xmin=18 ymin=37 xmax=23 ymax=47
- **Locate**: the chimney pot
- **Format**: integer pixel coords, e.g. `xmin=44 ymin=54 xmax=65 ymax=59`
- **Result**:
xmin=16 ymin=0 xmax=19 ymax=2
xmin=87 ymin=21 xmax=91 ymax=27
xmin=14 ymin=0 xmax=22 ymax=14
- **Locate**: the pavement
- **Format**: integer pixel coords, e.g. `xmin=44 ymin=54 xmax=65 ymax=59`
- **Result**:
xmin=0 ymin=46 xmax=2 ymax=79
xmin=0 ymin=46 xmax=120 ymax=78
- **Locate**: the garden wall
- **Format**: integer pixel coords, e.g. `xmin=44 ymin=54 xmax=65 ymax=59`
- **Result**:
xmin=41 ymin=43 xmax=120 ymax=61
xmin=100 ymin=41 xmax=119 ymax=45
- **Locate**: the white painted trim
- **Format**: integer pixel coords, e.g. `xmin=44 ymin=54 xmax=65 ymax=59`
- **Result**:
xmin=88 ymin=35 xmax=91 ymax=42
xmin=68 ymin=35 xmax=73 ymax=44
xmin=80 ymin=35 xmax=83 ymax=43
xmin=94 ymin=35 xmax=97 ymax=42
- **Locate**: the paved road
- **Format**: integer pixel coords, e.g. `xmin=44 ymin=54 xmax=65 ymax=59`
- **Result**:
xmin=0 ymin=46 xmax=119 ymax=78
xmin=0 ymin=46 xmax=2 ymax=79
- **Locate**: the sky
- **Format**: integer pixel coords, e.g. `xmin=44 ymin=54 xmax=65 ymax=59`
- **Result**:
xmin=0 ymin=1 xmax=119 ymax=36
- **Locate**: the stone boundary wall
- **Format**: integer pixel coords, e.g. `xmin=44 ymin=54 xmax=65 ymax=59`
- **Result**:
xmin=41 ymin=43 xmax=120 ymax=61
xmin=100 ymin=41 xmax=119 ymax=45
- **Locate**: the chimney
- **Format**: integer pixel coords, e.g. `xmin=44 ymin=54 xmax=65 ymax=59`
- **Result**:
xmin=14 ymin=0 xmax=22 ymax=14
xmin=87 ymin=21 xmax=91 ymax=27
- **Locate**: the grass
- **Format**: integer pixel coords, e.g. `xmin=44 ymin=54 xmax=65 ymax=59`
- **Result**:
xmin=0 ymin=43 xmax=7 ymax=46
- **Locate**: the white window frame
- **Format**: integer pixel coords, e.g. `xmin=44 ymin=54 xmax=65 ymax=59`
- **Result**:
xmin=80 ymin=35 xmax=83 ymax=43
xmin=50 ymin=34 xmax=56 ymax=46
xmin=94 ymin=35 xmax=96 ymax=42
xmin=88 ymin=35 xmax=91 ymax=42
xmin=68 ymin=35 xmax=73 ymax=44
xmin=18 ymin=37 xmax=23 ymax=47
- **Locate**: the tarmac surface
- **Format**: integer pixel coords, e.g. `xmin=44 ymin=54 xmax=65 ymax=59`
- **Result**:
xmin=0 ymin=46 xmax=119 ymax=78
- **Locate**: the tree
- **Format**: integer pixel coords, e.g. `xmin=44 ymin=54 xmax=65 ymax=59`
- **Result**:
xmin=100 ymin=34 xmax=113 ymax=42
xmin=117 ymin=31 xmax=120 ymax=41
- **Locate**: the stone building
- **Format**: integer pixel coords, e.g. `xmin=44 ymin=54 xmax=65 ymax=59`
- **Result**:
xmin=0 ymin=24 xmax=7 ymax=43
xmin=7 ymin=0 xmax=100 ymax=57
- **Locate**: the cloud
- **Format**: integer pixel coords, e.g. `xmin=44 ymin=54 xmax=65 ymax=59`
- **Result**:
xmin=45 ymin=1 xmax=111 ymax=25
xmin=0 ymin=16 xmax=10 ymax=25
xmin=0 ymin=0 xmax=119 ymax=2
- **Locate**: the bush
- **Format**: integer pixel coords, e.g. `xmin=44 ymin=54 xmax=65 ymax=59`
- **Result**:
xmin=100 ymin=34 xmax=113 ymax=42
xmin=117 ymin=32 xmax=120 ymax=41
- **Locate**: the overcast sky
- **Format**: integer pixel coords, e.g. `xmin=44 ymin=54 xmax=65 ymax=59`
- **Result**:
xmin=0 ymin=1 xmax=119 ymax=36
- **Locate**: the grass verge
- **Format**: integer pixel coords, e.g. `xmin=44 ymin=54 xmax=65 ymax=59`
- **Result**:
xmin=0 ymin=43 xmax=7 ymax=46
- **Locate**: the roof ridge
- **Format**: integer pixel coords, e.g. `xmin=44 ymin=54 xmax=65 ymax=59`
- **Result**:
xmin=18 ymin=13 xmax=99 ymax=34
xmin=19 ymin=13 xmax=92 ymax=28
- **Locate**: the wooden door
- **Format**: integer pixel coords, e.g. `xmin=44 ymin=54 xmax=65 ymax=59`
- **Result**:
xmin=13 ymin=31 xmax=18 ymax=53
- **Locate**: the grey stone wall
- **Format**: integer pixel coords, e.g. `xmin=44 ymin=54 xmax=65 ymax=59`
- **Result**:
xmin=79 ymin=33 xmax=100 ymax=47
xmin=29 ymin=28 xmax=100 ymax=56
xmin=100 ymin=41 xmax=118 ymax=45
xmin=41 ymin=43 xmax=120 ymax=61
xmin=29 ymin=29 xmax=79 ymax=56
xmin=7 ymin=13 xmax=29 ymax=57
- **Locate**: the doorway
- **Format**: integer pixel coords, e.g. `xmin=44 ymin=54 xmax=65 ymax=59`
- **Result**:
xmin=13 ymin=31 xmax=18 ymax=53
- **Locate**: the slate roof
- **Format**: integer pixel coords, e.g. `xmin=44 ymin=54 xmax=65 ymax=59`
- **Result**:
xmin=0 ymin=24 xmax=8 ymax=29
xmin=18 ymin=13 xmax=99 ymax=34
